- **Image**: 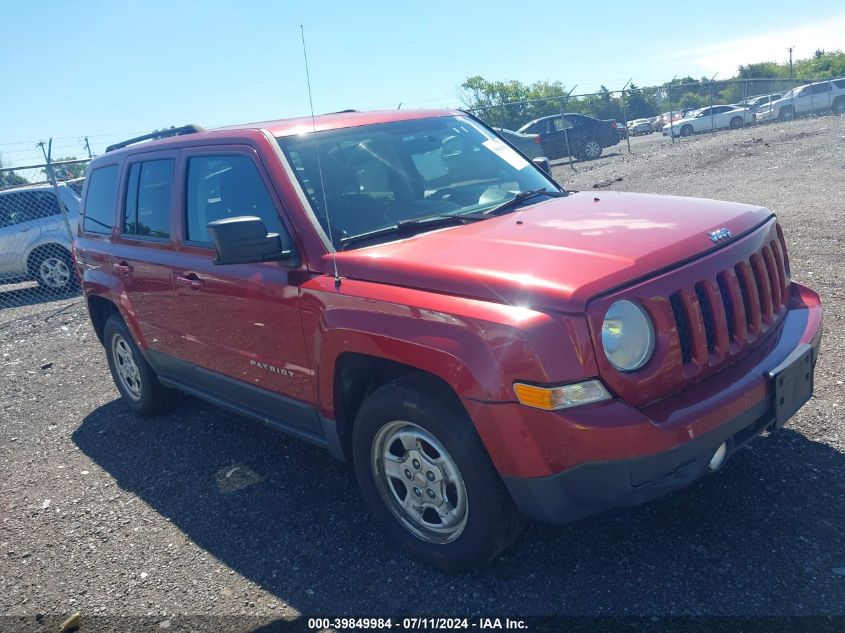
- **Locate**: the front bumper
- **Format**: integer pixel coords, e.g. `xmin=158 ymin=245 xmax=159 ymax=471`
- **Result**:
xmin=464 ymin=283 xmax=822 ymax=523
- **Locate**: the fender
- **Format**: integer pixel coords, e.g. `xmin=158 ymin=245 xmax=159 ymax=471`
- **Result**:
xmin=300 ymin=276 xmax=598 ymax=418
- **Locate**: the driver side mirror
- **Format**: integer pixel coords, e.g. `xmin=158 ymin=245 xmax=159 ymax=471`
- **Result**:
xmin=533 ymin=156 xmax=552 ymax=174
xmin=207 ymin=216 xmax=295 ymax=266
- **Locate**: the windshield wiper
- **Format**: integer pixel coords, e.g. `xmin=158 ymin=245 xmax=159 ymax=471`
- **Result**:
xmin=481 ymin=188 xmax=566 ymax=216
xmin=339 ymin=214 xmax=480 ymax=250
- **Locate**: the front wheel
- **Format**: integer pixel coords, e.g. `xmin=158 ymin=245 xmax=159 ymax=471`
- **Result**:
xmin=729 ymin=116 xmax=744 ymax=129
xmin=581 ymin=138 xmax=603 ymax=160
xmin=680 ymin=125 xmax=694 ymax=137
xmin=352 ymin=375 xmax=524 ymax=572
xmin=832 ymin=97 xmax=845 ymax=114
xmin=779 ymin=105 xmax=795 ymax=120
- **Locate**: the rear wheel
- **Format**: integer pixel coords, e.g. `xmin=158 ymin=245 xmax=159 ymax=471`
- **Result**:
xmin=833 ymin=96 xmax=845 ymax=114
xmin=680 ymin=125 xmax=694 ymax=137
xmin=352 ymin=375 xmax=524 ymax=571
xmin=729 ymin=116 xmax=744 ymax=129
xmin=103 ymin=315 xmax=174 ymax=416
xmin=581 ymin=138 xmax=603 ymax=160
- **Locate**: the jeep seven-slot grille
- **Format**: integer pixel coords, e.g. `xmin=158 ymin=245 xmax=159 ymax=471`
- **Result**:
xmin=669 ymin=238 xmax=789 ymax=367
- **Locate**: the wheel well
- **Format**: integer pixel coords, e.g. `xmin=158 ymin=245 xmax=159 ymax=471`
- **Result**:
xmin=26 ymin=243 xmax=70 ymax=275
xmin=333 ymin=353 xmax=463 ymax=460
xmin=87 ymin=296 xmax=119 ymax=343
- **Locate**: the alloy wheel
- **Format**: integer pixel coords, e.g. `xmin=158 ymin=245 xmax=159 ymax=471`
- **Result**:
xmin=112 ymin=334 xmax=142 ymax=401
xmin=38 ymin=257 xmax=71 ymax=289
xmin=371 ymin=420 xmax=469 ymax=544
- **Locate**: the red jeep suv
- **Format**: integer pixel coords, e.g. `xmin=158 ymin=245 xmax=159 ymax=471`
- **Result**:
xmin=75 ymin=110 xmax=822 ymax=571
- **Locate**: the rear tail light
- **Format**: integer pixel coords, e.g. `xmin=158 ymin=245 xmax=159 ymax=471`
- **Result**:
xmin=534 ymin=135 xmax=541 ymax=144
xmin=610 ymin=121 xmax=618 ymax=129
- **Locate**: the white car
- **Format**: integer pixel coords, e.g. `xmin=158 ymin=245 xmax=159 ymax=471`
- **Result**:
xmin=756 ymin=78 xmax=845 ymax=122
xmin=663 ymin=105 xmax=753 ymax=137
xmin=0 ymin=182 xmax=81 ymax=291
xmin=627 ymin=119 xmax=653 ymax=135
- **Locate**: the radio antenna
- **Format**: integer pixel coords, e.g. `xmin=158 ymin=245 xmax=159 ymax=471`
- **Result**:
xmin=300 ymin=25 xmax=340 ymax=288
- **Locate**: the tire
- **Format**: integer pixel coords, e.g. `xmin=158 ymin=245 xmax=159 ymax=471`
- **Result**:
xmin=680 ymin=125 xmax=694 ymax=137
xmin=581 ymin=138 xmax=603 ymax=160
xmin=833 ymin=97 xmax=845 ymax=115
xmin=29 ymin=246 xmax=77 ymax=292
xmin=779 ymin=105 xmax=795 ymax=120
xmin=729 ymin=116 xmax=744 ymax=129
xmin=103 ymin=315 xmax=174 ymax=416
xmin=352 ymin=374 xmax=524 ymax=572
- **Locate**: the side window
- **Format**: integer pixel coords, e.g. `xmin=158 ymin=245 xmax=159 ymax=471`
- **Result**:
xmin=0 ymin=191 xmax=59 ymax=226
xmin=811 ymin=83 xmax=831 ymax=95
xmin=123 ymin=159 xmax=173 ymax=238
xmin=83 ymin=165 xmax=119 ymax=235
xmin=553 ymin=117 xmax=574 ymax=131
xmin=185 ymin=154 xmax=282 ymax=243
xmin=0 ymin=193 xmax=26 ymax=227
xmin=27 ymin=191 xmax=61 ymax=220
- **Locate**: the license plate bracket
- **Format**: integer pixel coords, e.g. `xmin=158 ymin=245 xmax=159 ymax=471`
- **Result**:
xmin=768 ymin=344 xmax=814 ymax=429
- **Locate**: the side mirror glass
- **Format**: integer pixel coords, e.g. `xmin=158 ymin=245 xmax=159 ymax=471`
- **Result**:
xmin=532 ymin=156 xmax=552 ymax=174
xmin=207 ymin=216 xmax=294 ymax=266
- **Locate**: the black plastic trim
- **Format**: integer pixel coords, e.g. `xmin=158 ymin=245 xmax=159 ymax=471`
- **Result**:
xmin=502 ymin=398 xmax=774 ymax=524
xmin=147 ymin=350 xmax=345 ymax=459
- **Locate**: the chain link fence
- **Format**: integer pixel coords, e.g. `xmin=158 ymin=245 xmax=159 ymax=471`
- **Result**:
xmin=468 ymin=76 xmax=845 ymax=165
xmin=0 ymin=157 xmax=89 ymax=327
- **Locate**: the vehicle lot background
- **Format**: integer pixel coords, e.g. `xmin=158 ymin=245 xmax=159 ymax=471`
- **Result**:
xmin=1 ymin=116 xmax=843 ymax=625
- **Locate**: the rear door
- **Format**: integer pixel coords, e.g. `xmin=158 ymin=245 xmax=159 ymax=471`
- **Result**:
xmin=163 ymin=145 xmax=315 ymax=408
xmin=111 ymin=150 xmax=179 ymax=352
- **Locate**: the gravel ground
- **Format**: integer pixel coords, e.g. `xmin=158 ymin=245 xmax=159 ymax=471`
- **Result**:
xmin=1 ymin=115 xmax=844 ymax=630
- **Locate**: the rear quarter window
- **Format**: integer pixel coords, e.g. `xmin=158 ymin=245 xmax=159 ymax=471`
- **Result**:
xmin=83 ymin=165 xmax=119 ymax=235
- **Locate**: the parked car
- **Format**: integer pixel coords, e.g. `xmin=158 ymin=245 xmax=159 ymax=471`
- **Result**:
xmin=655 ymin=108 xmax=696 ymax=131
xmin=76 ymin=111 xmax=821 ymax=571
xmin=492 ymin=127 xmax=543 ymax=159
xmin=0 ymin=181 xmax=82 ymax=291
xmin=663 ymin=105 xmax=753 ymax=137
xmin=517 ymin=113 xmax=621 ymax=160
xmin=756 ymin=79 xmax=845 ymax=121
xmin=615 ymin=122 xmax=628 ymax=140
xmin=740 ymin=93 xmax=782 ymax=114
xmin=627 ymin=118 xmax=653 ymax=136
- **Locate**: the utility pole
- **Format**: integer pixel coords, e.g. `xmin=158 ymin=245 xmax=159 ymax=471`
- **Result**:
xmin=83 ymin=137 xmax=93 ymax=159
xmin=620 ymin=78 xmax=632 ymax=154
xmin=709 ymin=72 xmax=718 ymax=134
xmin=787 ymin=46 xmax=795 ymax=78
xmin=36 ymin=141 xmax=48 ymax=162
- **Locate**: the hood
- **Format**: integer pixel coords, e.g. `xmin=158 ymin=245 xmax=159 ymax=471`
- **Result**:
xmin=328 ymin=191 xmax=773 ymax=313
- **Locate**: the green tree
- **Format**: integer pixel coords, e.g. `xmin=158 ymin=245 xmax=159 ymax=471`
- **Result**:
xmin=42 ymin=157 xmax=86 ymax=181
xmin=0 ymin=156 xmax=28 ymax=189
xmin=794 ymin=49 xmax=845 ymax=79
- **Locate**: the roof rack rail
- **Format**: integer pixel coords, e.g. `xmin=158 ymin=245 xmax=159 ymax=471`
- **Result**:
xmin=105 ymin=124 xmax=205 ymax=153
xmin=326 ymin=109 xmax=358 ymax=114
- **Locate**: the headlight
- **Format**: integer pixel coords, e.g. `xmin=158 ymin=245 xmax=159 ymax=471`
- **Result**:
xmin=601 ymin=300 xmax=655 ymax=371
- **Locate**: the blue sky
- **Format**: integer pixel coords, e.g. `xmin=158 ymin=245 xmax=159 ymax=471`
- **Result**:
xmin=1 ymin=0 xmax=842 ymax=168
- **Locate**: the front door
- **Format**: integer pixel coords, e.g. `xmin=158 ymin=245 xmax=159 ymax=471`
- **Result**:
xmin=164 ymin=146 xmax=314 ymax=408
xmin=0 ymin=191 xmax=44 ymax=276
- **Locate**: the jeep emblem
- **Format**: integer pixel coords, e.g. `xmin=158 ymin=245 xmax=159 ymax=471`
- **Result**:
xmin=708 ymin=227 xmax=733 ymax=243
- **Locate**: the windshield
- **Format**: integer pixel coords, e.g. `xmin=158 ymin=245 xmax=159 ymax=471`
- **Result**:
xmin=277 ymin=115 xmax=559 ymax=249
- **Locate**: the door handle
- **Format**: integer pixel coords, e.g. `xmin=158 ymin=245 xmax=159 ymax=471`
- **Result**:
xmin=112 ymin=262 xmax=133 ymax=273
xmin=175 ymin=273 xmax=205 ymax=289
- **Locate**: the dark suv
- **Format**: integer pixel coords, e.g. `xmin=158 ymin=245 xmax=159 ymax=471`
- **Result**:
xmin=76 ymin=111 xmax=821 ymax=571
